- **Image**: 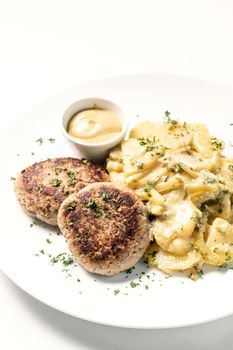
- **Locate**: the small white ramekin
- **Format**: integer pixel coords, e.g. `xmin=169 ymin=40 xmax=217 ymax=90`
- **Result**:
xmin=62 ymin=97 xmax=128 ymax=161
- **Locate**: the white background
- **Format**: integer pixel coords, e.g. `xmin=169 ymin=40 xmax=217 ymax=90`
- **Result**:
xmin=1 ymin=0 xmax=233 ymax=349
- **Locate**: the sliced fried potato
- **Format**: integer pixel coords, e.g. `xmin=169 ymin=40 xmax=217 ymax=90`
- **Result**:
xmin=122 ymin=138 xmax=159 ymax=176
xmin=150 ymin=200 xmax=200 ymax=255
xmin=130 ymin=121 xmax=193 ymax=150
xmin=154 ymin=249 xmax=202 ymax=274
xmin=155 ymin=175 xmax=183 ymax=193
xmin=192 ymin=125 xmax=213 ymax=158
xmin=108 ymin=144 xmax=123 ymax=161
xmin=106 ymin=159 xmax=123 ymax=172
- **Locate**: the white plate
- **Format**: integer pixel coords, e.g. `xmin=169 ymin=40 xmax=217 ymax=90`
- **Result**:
xmin=1 ymin=74 xmax=233 ymax=329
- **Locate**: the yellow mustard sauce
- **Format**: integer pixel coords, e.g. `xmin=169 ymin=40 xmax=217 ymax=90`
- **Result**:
xmin=67 ymin=108 xmax=122 ymax=143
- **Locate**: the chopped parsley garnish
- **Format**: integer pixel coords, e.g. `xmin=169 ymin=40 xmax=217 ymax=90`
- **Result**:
xmin=203 ymin=176 xmax=218 ymax=184
xmin=48 ymin=138 xmax=55 ymax=144
xmin=50 ymin=253 xmax=66 ymax=264
xmin=221 ymin=261 xmax=233 ymax=269
xmin=138 ymin=136 xmax=156 ymax=151
xmin=64 ymin=202 xmax=77 ymax=211
xmin=67 ymin=171 xmax=78 ymax=187
xmin=50 ymin=253 xmax=74 ymax=266
xmin=201 ymin=197 xmax=220 ymax=209
xmin=130 ymin=281 xmax=140 ymax=288
xmin=225 ymin=253 xmax=231 ymax=262
xmin=67 ymin=178 xmax=77 ymax=186
xmin=35 ymin=138 xmax=44 ymax=145
xmin=63 ymin=256 xmax=74 ymax=266
xmin=68 ymin=220 xmax=75 ymax=226
xmin=228 ymin=164 xmax=233 ymax=171
xmin=31 ymin=152 xmax=35 ymax=156
xmin=210 ymin=137 xmax=224 ymax=150
xmin=138 ymin=136 xmax=167 ymax=154
xmin=169 ymin=162 xmax=183 ymax=173
xmin=144 ymin=181 xmax=153 ymax=192
xmin=146 ymin=145 xmax=155 ymax=152
xmin=51 ymin=178 xmax=61 ymax=187
xmin=82 ymin=159 xmax=89 ymax=165
xmin=192 ymin=212 xmax=206 ymax=228
xmin=77 ymin=278 xmax=81 ymax=282
xmin=125 ymin=267 xmax=135 ymax=274
xmin=114 ymin=289 xmax=120 ymax=296
xmin=148 ymin=251 xmax=157 ymax=259
xmin=46 ymin=238 xmax=52 ymax=244
xmin=34 ymin=250 xmax=45 ymax=257
xmin=30 ymin=220 xmax=37 ymax=227
xmin=55 ymin=168 xmax=63 ymax=175
xmin=164 ymin=111 xmax=188 ymax=133
xmin=193 ymin=265 xmax=203 ymax=278
xmin=102 ymin=191 xmax=110 ymax=201
xmin=10 ymin=176 xmax=16 ymax=181
xmin=164 ymin=110 xmax=179 ymax=126
xmin=86 ymin=199 xmax=101 ymax=217
xmin=138 ymin=136 xmax=156 ymax=146
xmin=136 ymin=161 xmax=144 ymax=169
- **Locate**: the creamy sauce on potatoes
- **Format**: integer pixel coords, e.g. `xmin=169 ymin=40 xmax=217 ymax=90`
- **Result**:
xmin=107 ymin=113 xmax=233 ymax=279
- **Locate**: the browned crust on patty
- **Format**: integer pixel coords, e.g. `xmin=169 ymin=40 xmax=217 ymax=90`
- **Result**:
xmin=58 ymin=182 xmax=150 ymax=276
xmin=14 ymin=158 xmax=109 ymax=225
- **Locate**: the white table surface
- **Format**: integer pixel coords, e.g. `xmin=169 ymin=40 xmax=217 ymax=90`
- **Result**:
xmin=1 ymin=1 xmax=233 ymax=349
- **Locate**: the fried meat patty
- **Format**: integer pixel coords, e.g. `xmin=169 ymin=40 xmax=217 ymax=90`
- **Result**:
xmin=14 ymin=158 xmax=109 ymax=225
xmin=57 ymin=182 xmax=150 ymax=276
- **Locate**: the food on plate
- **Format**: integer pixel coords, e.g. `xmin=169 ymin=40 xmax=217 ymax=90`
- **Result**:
xmin=13 ymin=107 xmax=233 ymax=280
xmin=57 ymin=182 xmax=150 ymax=276
xmin=14 ymin=157 xmax=109 ymax=226
xmin=67 ymin=108 xmax=122 ymax=143
xmin=107 ymin=112 xmax=233 ymax=279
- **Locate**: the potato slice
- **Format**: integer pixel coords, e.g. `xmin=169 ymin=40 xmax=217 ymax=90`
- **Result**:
xmin=155 ymin=175 xmax=183 ymax=193
xmin=129 ymin=120 xmax=158 ymax=138
xmin=206 ymin=218 xmax=233 ymax=247
xmin=122 ymin=138 xmax=159 ymax=176
xmin=146 ymin=189 xmax=166 ymax=216
xmin=204 ymin=218 xmax=233 ymax=266
xmin=130 ymin=121 xmax=193 ymax=150
xmin=106 ymin=159 xmax=123 ymax=172
xmin=216 ymin=158 xmax=233 ymax=193
xmin=151 ymin=200 xmax=201 ymax=255
xmin=161 ymin=150 xmax=213 ymax=172
xmin=186 ymin=170 xmax=224 ymax=194
xmin=131 ymin=166 xmax=167 ymax=189
xmin=108 ymin=144 xmax=123 ymax=161
xmin=154 ymin=249 xmax=202 ymax=274
xmin=192 ymin=125 xmax=213 ymax=158
xmin=163 ymin=188 xmax=186 ymax=207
